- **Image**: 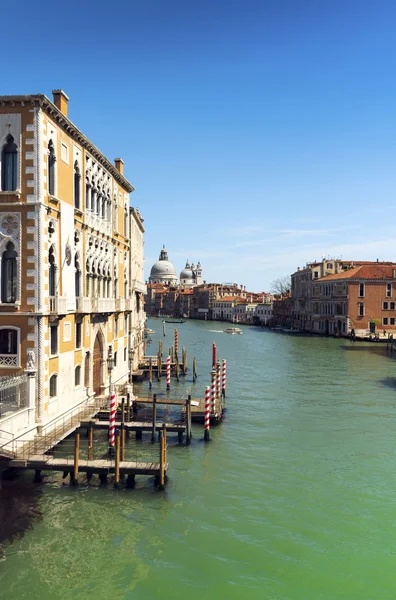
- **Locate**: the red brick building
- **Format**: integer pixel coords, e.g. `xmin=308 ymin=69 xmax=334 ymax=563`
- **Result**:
xmin=312 ymin=264 xmax=396 ymax=336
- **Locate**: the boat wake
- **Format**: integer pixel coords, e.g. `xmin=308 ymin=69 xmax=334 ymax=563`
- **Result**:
xmin=208 ymin=329 xmax=224 ymax=333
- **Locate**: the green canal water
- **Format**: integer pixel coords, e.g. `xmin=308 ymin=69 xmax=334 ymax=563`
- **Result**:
xmin=2 ymin=319 xmax=396 ymax=599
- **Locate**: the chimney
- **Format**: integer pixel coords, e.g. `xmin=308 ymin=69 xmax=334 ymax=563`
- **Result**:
xmin=114 ymin=158 xmax=124 ymax=175
xmin=52 ymin=89 xmax=69 ymax=117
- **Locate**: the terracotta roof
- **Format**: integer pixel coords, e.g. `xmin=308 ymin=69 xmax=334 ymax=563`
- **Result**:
xmin=318 ymin=265 xmax=396 ymax=281
xmin=215 ymin=295 xmax=242 ymax=302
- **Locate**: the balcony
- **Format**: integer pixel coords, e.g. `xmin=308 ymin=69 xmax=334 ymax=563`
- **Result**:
xmin=131 ymin=280 xmax=147 ymax=295
xmin=115 ymin=298 xmax=125 ymax=312
xmin=76 ymin=297 xmax=92 ymax=314
xmin=124 ymin=298 xmax=132 ymax=311
xmin=49 ymin=296 xmax=67 ymax=315
xmin=97 ymin=298 xmax=115 ymax=313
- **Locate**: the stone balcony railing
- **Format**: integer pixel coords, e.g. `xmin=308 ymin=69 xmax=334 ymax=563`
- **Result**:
xmin=124 ymin=298 xmax=132 ymax=311
xmin=76 ymin=297 xmax=115 ymax=314
xmin=76 ymin=297 xmax=92 ymax=313
xmin=49 ymin=296 xmax=68 ymax=315
xmin=115 ymin=298 xmax=125 ymax=312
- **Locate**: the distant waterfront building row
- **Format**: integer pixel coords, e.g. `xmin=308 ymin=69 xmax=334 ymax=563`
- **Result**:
xmin=272 ymin=258 xmax=396 ymax=337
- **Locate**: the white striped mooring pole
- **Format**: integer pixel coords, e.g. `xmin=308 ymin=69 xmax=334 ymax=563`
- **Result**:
xmin=109 ymin=386 xmax=116 ymax=448
xmin=221 ymin=359 xmax=227 ymax=397
xmin=204 ymin=385 xmax=210 ymax=441
xmin=211 ymin=368 xmax=217 ymax=415
xmin=166 ymin=355 xmax=171 ymax=390
xmin=216 ymin=360 xmax=221 ymax=400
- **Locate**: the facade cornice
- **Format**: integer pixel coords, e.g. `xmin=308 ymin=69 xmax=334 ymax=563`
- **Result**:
xmin=0 ymin=94 xmax=135 ymax=194
xmin=130 ymin=207 xmax=145 ymax=232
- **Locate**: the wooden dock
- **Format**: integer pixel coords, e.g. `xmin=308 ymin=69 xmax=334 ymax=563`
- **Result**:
xmin=134 ymin=397 xmax=225 ymax=425
xmin=9 ymin=456 xmax=166 ymax=477
xmin=84 ymin=419 xmax=186 ymax=435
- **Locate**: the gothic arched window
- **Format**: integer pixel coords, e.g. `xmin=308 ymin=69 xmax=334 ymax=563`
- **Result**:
xmin=75 ymin=255 xmax=81 ymax=297
xmin=49 ymin=246 xmax=57 ymax=297
xmin=48 ymin=140 xmax=56 ymax=196
xmin=74 ymin=162 xmax=81 ymax=209
xmin=1 ymin=242 xmax=17 ymax=303
xmin=1 ymin=135 xmax=17 ymax=192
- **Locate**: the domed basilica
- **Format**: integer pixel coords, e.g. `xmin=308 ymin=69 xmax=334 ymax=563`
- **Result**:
xmin=149 ymin=246 xmax=202 ymax=288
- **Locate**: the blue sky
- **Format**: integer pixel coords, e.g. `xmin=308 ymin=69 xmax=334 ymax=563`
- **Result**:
xmin=4 ymin=0 xmax=396 ymax=290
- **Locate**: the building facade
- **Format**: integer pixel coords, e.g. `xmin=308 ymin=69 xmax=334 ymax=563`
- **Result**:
xmin=312 ymin=264 xmax=396 ymax=336
xmin=0 ymin=89 xmax=144 ymax=438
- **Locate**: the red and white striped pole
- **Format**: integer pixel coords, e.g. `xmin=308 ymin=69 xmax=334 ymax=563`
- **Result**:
xmin=166 ymin=355 xmax=171 ymax=390
xmin=204 ymin=386 xmax=210 ymax=441
xmin=174 ymin=329 xmax=179 ymax=355
xmin=109 ymin=386 xmax=116 ymax=448
xmin=222 ymin=359 xmax=227 ymax=397
xmin=212 ymin=342 xmax=217 ymax=369
xmin=216 ymin=360 xmax=221 ymax=400
xmin=211 ymin=368 xmax=217 ymax=415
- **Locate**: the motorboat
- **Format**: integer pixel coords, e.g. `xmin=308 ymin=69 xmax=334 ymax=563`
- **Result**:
xmin=164 ymin=319 xmax=185 ymax=324
xmin=224 ymin=327 xmax=243 ymax=335
xmin=144 ymin=328 xmax=155 ymax=336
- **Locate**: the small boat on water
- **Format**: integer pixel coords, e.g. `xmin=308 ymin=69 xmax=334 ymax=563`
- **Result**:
xmin=144 ymin=328 xmax=155 ymax=336
xmin=164 ymin=319 xmax=185 ymax=324
xmin=224 ymin=327 xmax=243 ymax=335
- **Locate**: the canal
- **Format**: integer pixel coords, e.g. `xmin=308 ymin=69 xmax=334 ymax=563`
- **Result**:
xmin=1 ymin=318 xmax=396 ymax=599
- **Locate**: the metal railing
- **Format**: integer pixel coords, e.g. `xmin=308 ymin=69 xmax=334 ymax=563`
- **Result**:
xmin=0 ymin=393 xmax=105 ymax=460
xmin=0 ymin=373 xmax=28 ymax=419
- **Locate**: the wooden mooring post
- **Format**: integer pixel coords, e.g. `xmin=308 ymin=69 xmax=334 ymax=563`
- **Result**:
xmin=120 ymin=422 xmax=126 ymax=462
xmin=193 ymin=357 xmax=197 ymax=382
xmin=186 ymin=396 xmax=192 ymax=445
xmin=88 ymin=421 xmax=94 ymax=461
xmin=126 ymin=393 xmax=131 ymax=421
xmin=159 ymin=423 xmax=167 ymax=489
xmin=149 ymin=357 xmax=153 ymax=389
xmin=121 ymin=398 xmax=125 ymax=424
xmin=114 ymin=430 xmax=120 ymax=487
xmin=175 ymin=353 xmax=180 ymax=381
xmin=182 ymin=347 xmax=187 ymax=375
xmin=157 ymin=351 xmax=162 ymax=381
xmin=151 ymin=394 xmax=157 ymax=442
xmin=72 ymin=431 xmax=80 ymax=486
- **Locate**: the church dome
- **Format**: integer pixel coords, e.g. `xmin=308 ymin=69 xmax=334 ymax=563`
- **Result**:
xmin=149 ymin=246 xmax=178 ymax=284
xmin=150 ymin=260 xmax=177 ymax=279
xmin=180 ymin=259 xmax=193 ymax=281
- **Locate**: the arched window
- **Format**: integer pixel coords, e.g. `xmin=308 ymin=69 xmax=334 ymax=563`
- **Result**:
xmin=86 ymin=259 xmax=90 ymax=296
xmin=49 ymin=374 xmax=58 ymax=398
xmin=114 ymin=200 xmax=118 ymax=230
xmin=85 ymin=178 xmax=91 ymax=210
xmin=75 ymin=365 xmax=81 ymax=387
xmin=1 ymin=135 xmax=17 ymax=191
xmin=74 ymin=162 xmax=81 ymax=209
xmin=49 ymin=246 xmax=56 ymax=297
xmin=124 ymin=207 xmax=128 ymax=237
xmin=75 ymin=255 xmax=81 ymax=297
xmin=48 ymin=140 xmax=56 ymax=196
xmin=1 ymin=242 xmax=17 ymax=303
xmin=91 ymin=181 xmax=96 ymax=212
xmin=84 ymin=352 xmax=90 ymax=387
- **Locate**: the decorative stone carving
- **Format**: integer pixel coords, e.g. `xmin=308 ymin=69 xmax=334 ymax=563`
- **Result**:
xmin=0 ymin=213 xmax=20 ymax=240
xmin=26 ymin=350 xmax=36 ymax=370
xmin=65 ymin=243 xmax=72 ymax=266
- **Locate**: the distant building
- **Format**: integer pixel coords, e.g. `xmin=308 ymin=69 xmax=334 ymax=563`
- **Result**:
xmin=179 ymin=260 xmax=203 ymax=288
xmin=313 ymin=263 xmax=396 ymax=336
xmin=149 ymin=246 xmax=178 ymax=286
